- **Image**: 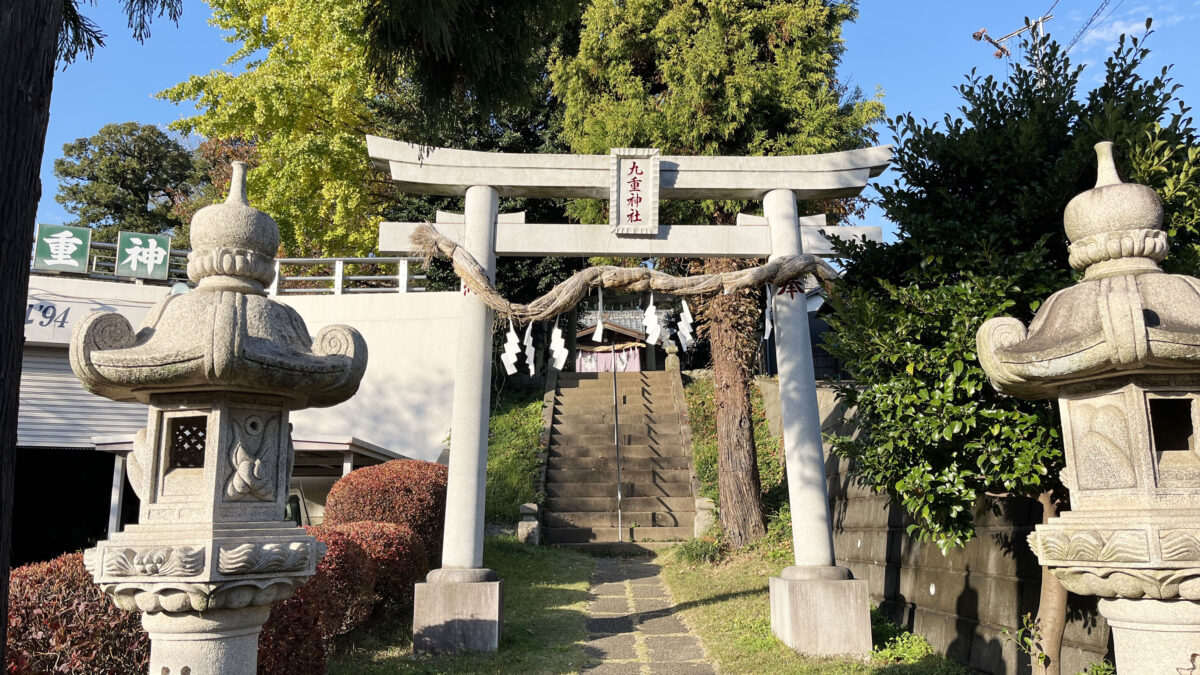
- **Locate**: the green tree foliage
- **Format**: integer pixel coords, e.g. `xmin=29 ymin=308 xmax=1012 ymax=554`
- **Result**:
xmin=361 ymin=0 xmax=578 ymax=116
xmin=160 ymin=0 xmax=382 ymax=256
xmin=169 ymin=136 xmax=260 ymax=233
xmin=825 ymin=31 xmax=1198 ymax=672
xmin=553 ymin=0 xmax=882 ymax=225
xmin=824 ymin=27 xmax=1199 ymax=553
xmin=551 ymin=0 xmax=882 ymax=546
xmin=52 ymin=121 xmax=199 ymax=244
xmin=161 ymin=0 xmax=587 ymax=292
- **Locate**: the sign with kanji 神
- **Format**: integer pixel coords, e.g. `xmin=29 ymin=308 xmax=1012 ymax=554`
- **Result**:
xmin=33 ymin=224 xmax=91 ymax=272
xmin=609 ymin=148 xmax=660 ymax=235
xmin=116 ymin=231 xmax=172 ymax=280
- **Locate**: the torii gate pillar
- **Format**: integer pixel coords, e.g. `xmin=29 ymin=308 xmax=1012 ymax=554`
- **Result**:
xmin=411 ymin=185 xmax=505 ymax=653
xmin=765 ymin=189 xmax=871 ymax=656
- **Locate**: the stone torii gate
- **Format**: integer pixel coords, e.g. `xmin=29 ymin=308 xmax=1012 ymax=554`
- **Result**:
xmin=368 ymin=137 xmax=892 ymax=655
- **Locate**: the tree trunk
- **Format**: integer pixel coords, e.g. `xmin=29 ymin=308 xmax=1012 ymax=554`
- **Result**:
xmin=1033 ymin=490 xmax=1067 ymax=675
xmin=0 ymin=0 xmax=64 ymax=663
xmin=701 ymin=256 xmax=766 ymax=548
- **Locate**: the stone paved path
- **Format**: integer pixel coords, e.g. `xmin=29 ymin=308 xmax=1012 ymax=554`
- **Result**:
xmin=581 ymin=557 xmax=716 ymax=675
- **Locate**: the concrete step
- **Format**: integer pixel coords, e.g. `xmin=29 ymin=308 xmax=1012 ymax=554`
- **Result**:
xmin=544 ymin=526 xmax=693 ymax=543
xmin=548 ymin=469 xmax=692 ymax=484
xmin=552 ymin=422 xmax=686 ymax=439
xmin=545 ymin=482 xmax=693 ymax=498
xmin=553 ymin=400 xmax=674 ymax=413
xmin=557 ymin=380 xmax=668 ymax=391
xmin=547 ymin=455 xmax=690 ymax=471
xmin=546 ymin=496 xmax=694 ymax=512
xmin=550 ymin=433 xmax=685 ymax=448
xmin=553 ymin=541 xmax=676 ymax=555
xmin=545 ymin=511 xmax=694 ymax=529
xmin=549 ymin=384 xmax=667 ymax=393
xmin=550 ymin=445 xmax=688 ymax=459
xmin=553 ymin=404 xmax=679 ymax=418
xmin=553 ymin=412 xmax=681 ymax=426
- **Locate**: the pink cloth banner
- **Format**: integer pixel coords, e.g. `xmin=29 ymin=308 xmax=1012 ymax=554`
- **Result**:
xmin=575 ymin=347 xmax=641 ymax=373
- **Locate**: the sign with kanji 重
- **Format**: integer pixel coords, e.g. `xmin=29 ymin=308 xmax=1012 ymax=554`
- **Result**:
xmin=609 ymin=148 xmax=660 ymax=235
xmin=33 ymin=224 xmax=91 ymax=272
xmin=116 ymin=231 xmax=172 ymax=280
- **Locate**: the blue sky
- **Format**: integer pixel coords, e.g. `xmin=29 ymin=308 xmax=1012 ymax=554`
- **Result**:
xmin=36 ymin=0 xmax=1200 ymax=240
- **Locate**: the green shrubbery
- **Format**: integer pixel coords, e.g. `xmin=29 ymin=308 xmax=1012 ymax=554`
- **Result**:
xmin=683 ymin=375 xmax=785 ymax=510
xmin=485 ymin=385 xmax=545 ymax=523
xmin=870 ymin=607 xmax=967 ymax=672
xmin=672 ymin=536 xmax=726 ymax=565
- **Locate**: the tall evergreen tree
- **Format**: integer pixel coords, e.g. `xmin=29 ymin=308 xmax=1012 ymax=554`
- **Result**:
xmin=551 ymin=0 xmax=883 ymax=546
xmin=53 ymin=121 xmax=200 ymax=244
xmin=823 ymin=27 xmax=1199 ymax=674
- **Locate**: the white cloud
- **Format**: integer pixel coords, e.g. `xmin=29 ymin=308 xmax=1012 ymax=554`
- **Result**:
xmin=1080 ymin=18 xmax=1151 ymax=48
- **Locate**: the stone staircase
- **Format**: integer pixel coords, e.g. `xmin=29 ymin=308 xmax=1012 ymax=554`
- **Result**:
xmin=542 ymin=370 xmax=695 ymax=553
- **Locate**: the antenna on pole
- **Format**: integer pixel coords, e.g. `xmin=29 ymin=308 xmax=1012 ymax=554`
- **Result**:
xmin=973 ymin=14 xmax=1054 ymax=59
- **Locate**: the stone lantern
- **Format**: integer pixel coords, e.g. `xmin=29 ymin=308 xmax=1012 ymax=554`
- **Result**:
xmin=70 ymin=162 xmax=367 ymax=675
xmin=978 ymin=142 xmax=1200 ymax=674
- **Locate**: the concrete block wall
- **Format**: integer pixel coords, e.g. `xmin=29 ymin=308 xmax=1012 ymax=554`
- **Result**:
xmin=758 ymin=378 xmax=1113 ymax=674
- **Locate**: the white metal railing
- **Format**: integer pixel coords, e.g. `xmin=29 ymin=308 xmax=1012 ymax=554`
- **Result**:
xmin=267 ymin=257 xmax=428 ymax=295
xmin=31 ymin=241 xmax=427 ymax=295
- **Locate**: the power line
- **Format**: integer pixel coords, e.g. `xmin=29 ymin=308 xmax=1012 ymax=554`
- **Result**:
xmin=1065 ymin=0 xmax=1114 ymax=53
xmin=1095 ymin=0 xmax=1131 ymax=35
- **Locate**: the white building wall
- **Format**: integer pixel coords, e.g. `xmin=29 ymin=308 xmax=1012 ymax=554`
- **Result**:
xmin=20 ymin=277 xmax=168 ymax=447
xmin=280 ymin=292 xmax=460 ymax=462
xmin=20 ymin=275 xmax=460 ymax=462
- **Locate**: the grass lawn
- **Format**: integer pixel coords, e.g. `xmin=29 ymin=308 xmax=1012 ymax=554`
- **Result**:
xmin=329 ymin=536 xmax=594 ymax=674
xmin=658 ymin=549 xmax=968 ymax=674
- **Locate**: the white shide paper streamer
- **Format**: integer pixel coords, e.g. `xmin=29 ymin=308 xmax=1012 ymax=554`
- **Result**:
xmin=501 ymin=319 xmax=521 ymax=376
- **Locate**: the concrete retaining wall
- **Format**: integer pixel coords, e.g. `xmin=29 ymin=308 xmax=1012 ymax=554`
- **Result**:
xmin=757 ymin=378 xmax=1113 ymax=674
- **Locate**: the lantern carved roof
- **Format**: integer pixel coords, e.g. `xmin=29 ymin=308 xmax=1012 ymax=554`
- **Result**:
xmin=977 ymin=142 xmax=1200 ymax=399
xmin=69 ymin=163 xmax=367 ymax=408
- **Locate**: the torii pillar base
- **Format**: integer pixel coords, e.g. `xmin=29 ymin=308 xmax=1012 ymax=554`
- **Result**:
xmin=413 ymin=570 xmax=504 ymax=653
xmin=769 ymin=566 xmax=871 ymax=657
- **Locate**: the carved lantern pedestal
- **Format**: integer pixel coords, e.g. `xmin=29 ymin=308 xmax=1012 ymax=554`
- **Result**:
xmin=71 ymin=163 xmax=367 ymax=675
xmin=979 ymin=143 xmax=1200 ymax=674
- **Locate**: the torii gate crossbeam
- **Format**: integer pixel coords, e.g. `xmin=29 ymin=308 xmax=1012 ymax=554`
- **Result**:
xmin=369 ymin=136 xmax=891 ymax=657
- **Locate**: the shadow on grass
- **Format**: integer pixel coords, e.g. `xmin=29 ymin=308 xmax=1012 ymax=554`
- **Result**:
xmin=329 ymin=536 xmax=594 ymax=675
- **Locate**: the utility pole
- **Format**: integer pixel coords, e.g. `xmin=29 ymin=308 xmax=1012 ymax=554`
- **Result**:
xmin=973 ymin=14 xmax=1054 ymax=59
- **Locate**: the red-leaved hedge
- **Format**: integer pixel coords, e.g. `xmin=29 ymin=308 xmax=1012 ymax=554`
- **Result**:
xmin=6 ymin=527 xmax=389 ymax=674
xmin=6 ymin=552 xmax=149 ymax=674
xmin=301 ymin=525 xmax=377 ymax=643
xmin=257 ymin=595 xmax=325 ymax=675
xmin=324 ymin=459 xmax=448 ymax=565
xmin=331 ymin=521 xmax=428 ymax=614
